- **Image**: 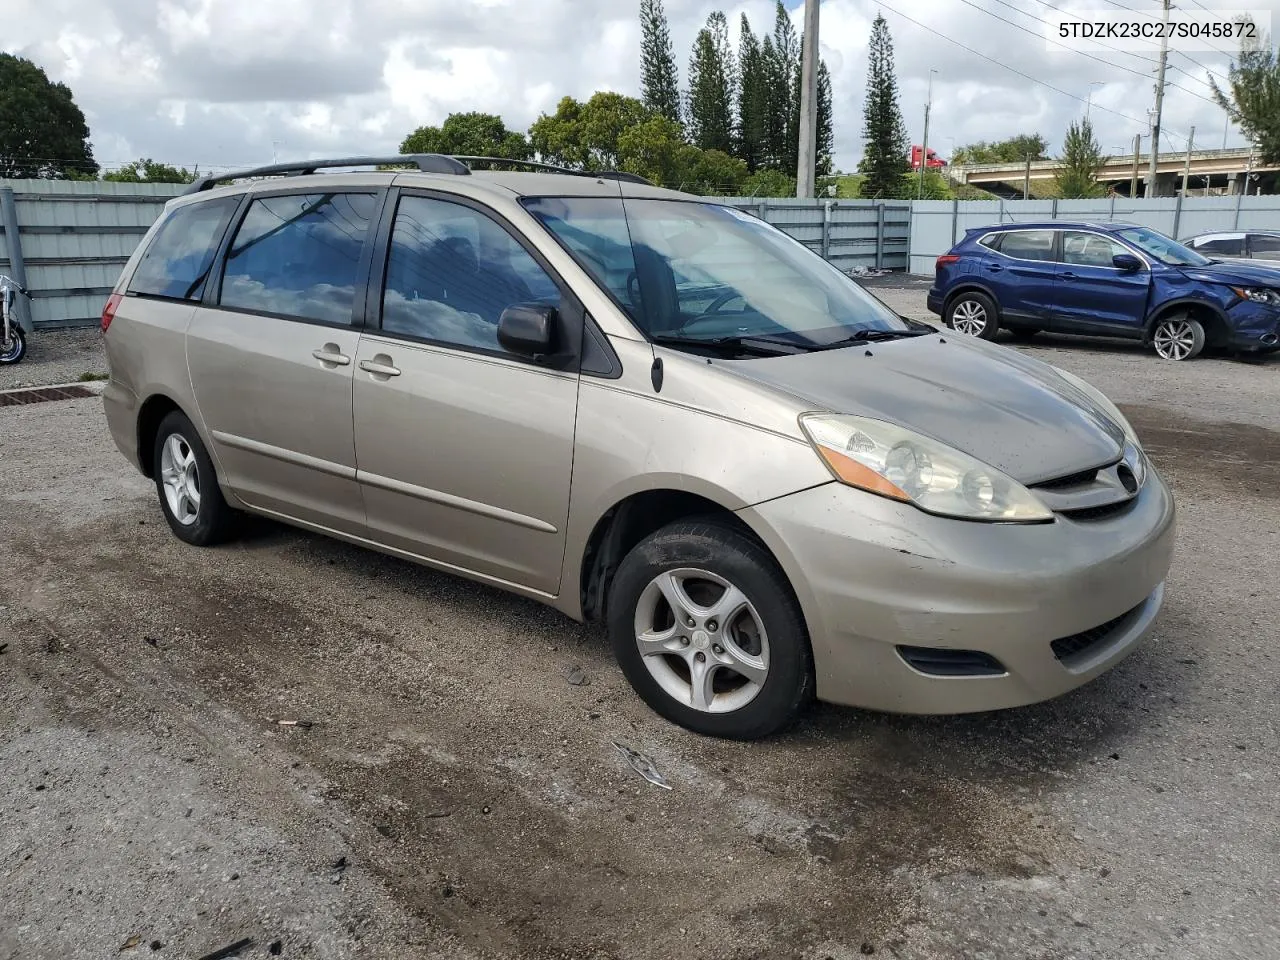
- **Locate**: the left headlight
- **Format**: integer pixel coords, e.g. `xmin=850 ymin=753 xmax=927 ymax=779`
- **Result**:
xmin=1232 ymin=286 xmax=1280 ymax=307
xmin=798 ymin=414 xmax=1053 ymax=523
xmin=1053 ymin=367 xmax=1141 ymax=448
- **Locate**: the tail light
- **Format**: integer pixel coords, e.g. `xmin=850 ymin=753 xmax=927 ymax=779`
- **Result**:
xmin=936 ymin=255 xmax=961 ymax=269
xmin=101 ymin=292 xmax=122 ymax=332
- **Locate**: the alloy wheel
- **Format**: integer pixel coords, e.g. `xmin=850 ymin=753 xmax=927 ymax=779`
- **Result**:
xmin=951 ymin=299 xmax=988 ymax=336
xmin=632 ymin=567 xmax=770 ymax=714
xmin=159 ymin=433 xmax=202 ymax=525
xmin=1153 ymin=318 xmax=1197 ymax=360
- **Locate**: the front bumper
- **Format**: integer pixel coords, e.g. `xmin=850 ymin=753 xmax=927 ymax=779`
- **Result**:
xmin=738 ymin=470 xmax=1176 ymax=714
xmin=1225 ymin=301 xmax=1280 ymax=352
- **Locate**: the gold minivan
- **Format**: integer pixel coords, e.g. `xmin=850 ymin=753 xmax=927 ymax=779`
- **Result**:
xmin=102 ymin=156 xmax=1175 ymax=739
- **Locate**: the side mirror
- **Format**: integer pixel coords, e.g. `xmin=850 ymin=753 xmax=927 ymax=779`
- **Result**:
xmin=497 ymin=302 xmax=557 ymax=356
xmin=1112 ymin=253 xmax=1143 ymax=272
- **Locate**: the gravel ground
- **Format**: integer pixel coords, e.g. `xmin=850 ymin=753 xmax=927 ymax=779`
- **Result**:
xmin=2 ymin=282 xmax=1279 ymax=960
xmin=0 ymin=328 xmax=107 ymax=390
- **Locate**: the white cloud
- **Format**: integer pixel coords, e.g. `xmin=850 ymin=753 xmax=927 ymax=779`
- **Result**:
xmin=3 ymin=0 xmax=1273 ymax=175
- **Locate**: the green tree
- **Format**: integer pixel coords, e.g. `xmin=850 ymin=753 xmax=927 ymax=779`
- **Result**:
xmin=640 ymin=0 xmax=682 ymax=128
xmin=742 ymin=168 xmax=796 ymax=197
xmin=1210 ymin=20 xmax=1280 ymax=165
xmin=684 ymin=148 xmax=748 ymax=194
xmin=762 ymin=2 xmax=799 ymax=172
xmin=1054 ymin=117 xmax=1105 ymax=198
xmin=103 ymin=158 xmax=196 ymax=183
xmin=858 ymin=14 xmax=909 ymax=199
xmin=400 ymin=112 xmax=530 ymax=160
xmin=530 ymin=92 xmax=651 ymax=170
xmin=617 ymin=114 xmax=689 ymax=185
xmin=952 ymin=134 xmax=1049 ymax=165
xmin=737 ymin=15 xmax=768 ymax=171
xmin=0 ymin=53 xmax=98 ymax=179
xmin=687 ymin=12 xmax=736 ymax=154
xmin=816 ymin=61 xmax=835 ymax=178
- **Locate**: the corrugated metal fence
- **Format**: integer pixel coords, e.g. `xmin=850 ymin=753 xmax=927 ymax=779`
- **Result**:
xmin=0 ymin=180 xmax=187 ymax=330
xmin=0 ymin=179 xmax=914 ymax=329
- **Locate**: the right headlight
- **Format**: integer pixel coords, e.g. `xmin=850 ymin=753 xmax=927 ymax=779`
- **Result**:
xmin=799 ymin=414 xmax=1053 ymax=523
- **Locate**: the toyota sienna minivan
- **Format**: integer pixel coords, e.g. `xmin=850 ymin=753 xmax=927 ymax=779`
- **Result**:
xmin=101 ymin=155 xmax=1175 ymax=739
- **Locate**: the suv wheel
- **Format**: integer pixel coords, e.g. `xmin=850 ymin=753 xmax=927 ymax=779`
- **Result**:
xmin=946 ymin=291 xmax=999 ymax=340
xmin=1152 ymin=314 xmax=1206 ymax=361
xmin=153 ymin=411 xmax=237 ymax=545
xmin=607 ymin=521 xmax=813 ymax=740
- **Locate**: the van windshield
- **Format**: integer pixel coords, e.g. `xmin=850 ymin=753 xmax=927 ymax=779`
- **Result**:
xmin=521 ymin=196 xmax=911 ymax=352
xmin=1116 ymin=226 xmax=1212 ymax=267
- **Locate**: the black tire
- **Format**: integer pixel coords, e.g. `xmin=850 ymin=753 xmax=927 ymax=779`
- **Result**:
xmin=1007 ymin=327 xmax=1040 ymax=341
xmin=1151 ymin=313 xmax=1206 ymax=361
xmin=0 ymin=325 xmax=25 ymax=364
xmin=607 ymin=521 xmax=813 ymax=740
xmin=945 ymin=291 xmax=1000 ymax=341
xmin=152 ymin=411 xmax=237 ymax=546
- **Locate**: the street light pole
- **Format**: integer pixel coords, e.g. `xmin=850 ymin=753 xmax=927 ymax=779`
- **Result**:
xmin=918 ymin=69 xmax=937 ymax=200
xmin=795 ymin=0 xmax=820 ymax=198
xmin=1146 ymin=0 xmax=1171 ymax=197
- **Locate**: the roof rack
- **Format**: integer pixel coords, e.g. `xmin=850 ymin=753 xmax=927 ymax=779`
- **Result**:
xmin=184 ymin=154 xmax=471 ymax=194
xmin=183 ymin=153 xmax=656 ymax=196
xmin=450 ymin=156 xmax=654 ymax=185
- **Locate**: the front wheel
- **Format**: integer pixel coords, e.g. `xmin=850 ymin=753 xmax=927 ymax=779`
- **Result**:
xmin=1152 ymin=314 xmax=1205 ymax=361
xmin=0 ymin=325 xmax=26 ymax=364
xmin=607 ymin=521 xmax=813 ymax=740
xmin=946 ymin=291 xmax=999 ymax=340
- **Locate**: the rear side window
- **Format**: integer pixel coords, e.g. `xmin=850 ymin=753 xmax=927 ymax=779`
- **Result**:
xmin=220 ymin=192 xmax=377 ymax=325
xmin=997 ymin=230 xmax=1056 ymax=261
xmin=1249 ymin=235 xmax=1280 ymax=260
xmin=1195 ymin=236 xmax=1244 ymax=256
xmin=977 ymin=233 xmax=1002 ymax=250
xmin=128 ymin=197 xmax=239 ymax=300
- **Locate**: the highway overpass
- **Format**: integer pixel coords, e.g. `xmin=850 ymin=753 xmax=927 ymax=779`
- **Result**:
xmin=952 ymin=147 xmax=1278 ymax=198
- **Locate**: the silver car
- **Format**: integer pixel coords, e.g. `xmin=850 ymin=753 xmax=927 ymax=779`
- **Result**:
xmin=101 ymin=155 xmax=1175 ymax=739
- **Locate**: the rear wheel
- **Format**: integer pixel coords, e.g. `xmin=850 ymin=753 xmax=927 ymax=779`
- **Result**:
xmin=946 ymin=291 xmax=999 ymax=340
xmin=607 ymin=521 xmax=813 ymax=740
xmin=1152 ymin=314 xmax=1205 ymax=361
xmin=152 ymin=411 xmax=237 ymax=545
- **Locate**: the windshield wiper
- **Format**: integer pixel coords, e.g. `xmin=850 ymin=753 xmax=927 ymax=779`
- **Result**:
xmin=649 ymin=333 xmax=806 ymax=356
xmin=817 ymin=327 xmax=935 ymax=349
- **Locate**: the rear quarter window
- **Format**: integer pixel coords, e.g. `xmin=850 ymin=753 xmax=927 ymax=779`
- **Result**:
xmin=127 ymin=197 xmax=240 ymax=300
xmin=977 ymin=233 xmax=1003 ymax=251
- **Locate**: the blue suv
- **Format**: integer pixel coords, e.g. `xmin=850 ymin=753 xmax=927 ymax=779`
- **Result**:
xmin=927 ymin=221 xmax=1280 ymax=360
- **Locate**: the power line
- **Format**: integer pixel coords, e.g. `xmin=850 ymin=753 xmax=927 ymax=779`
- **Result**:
xmin=876 ymin=2 xmax=1187 ymax=141
xmin=953 ymin=0 xmax=1223 ymax=109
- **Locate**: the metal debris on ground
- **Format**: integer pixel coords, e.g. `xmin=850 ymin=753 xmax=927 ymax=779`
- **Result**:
xmin=274 ymin=719 xmax=313 ymax=729
xmin=612 ymin=740 xmax=671 ymax=790
xmin=195 ymin=939 xmax=254 ymax=960
xmin=566 ymin=665 xmax=590 ymax=686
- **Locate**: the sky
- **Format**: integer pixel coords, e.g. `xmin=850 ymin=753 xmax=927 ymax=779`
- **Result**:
xmin=4 ymin=0 xmax=1277 ymax=176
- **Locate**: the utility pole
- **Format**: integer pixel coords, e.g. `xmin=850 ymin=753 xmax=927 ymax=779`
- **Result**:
xmin=795 ymin=0 xmax=820 ymax=198
xmin=918 ymin=69 xmax=936 ymax=200
xmin=1146 ymin=0 xmax=1170 ymax=198
xmin=1023 ymin=154 xmax=1032 ymax=199
xmin=1130 ymin=133 xmax=1141 ymax=198
xmin=1181 ymin=125 xmax=1195 ymax=196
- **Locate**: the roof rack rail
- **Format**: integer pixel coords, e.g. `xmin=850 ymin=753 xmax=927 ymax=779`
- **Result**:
xmin=184 ymin=154 xmax=470 ymax=194
xmin=450 ymin=156 xmax=654 ymax=185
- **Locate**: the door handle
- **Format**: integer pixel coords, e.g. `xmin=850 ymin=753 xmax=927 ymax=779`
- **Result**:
xmin=312 ymin=347 xmax=351 ymax=366
xmin=1060 ymin=271 xmax=1077 ymax=280
xmin=986 ymin=263 xmax=1003 ymax=272
xmin=359 ymin=359 xmax=402 ymax=378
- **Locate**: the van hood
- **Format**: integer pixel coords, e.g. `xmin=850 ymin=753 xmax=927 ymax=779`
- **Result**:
xmin=722 ymin=333 xmax=1125 ymax=485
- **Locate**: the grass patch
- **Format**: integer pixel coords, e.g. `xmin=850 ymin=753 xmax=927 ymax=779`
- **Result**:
xmin=78 ymin=372 xmax=108 ymax=382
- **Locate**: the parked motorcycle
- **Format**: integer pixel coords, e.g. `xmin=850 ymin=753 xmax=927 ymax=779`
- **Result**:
xmin=1 ymin=274 xmax=28 ymax=364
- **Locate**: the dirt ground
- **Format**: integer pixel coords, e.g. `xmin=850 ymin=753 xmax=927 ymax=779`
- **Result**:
xmin=2 ymin=293 xmax=1279 ymax=960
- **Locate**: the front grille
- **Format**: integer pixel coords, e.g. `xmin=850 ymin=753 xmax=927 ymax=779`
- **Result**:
xmin=1050 ymin=603 xmax=1142 ymax=664
xmin=1034 ymin=467 xmax=1099 ymax=490
xmin=0 ymin=384 xmax=95 ymax=407
xmin=1059 ymin=499 xmax=1136 ymax=522
xmin=897 ymin=645 xmax=1007 ymax=677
